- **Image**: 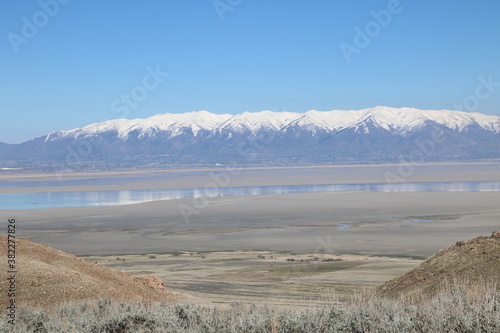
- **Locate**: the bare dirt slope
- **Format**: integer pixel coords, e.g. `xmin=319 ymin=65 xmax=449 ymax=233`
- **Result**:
xmin=379 ymin=232 xmax=500 ymax=297
xmin=0 ymin=235 xmax=173 ymax=307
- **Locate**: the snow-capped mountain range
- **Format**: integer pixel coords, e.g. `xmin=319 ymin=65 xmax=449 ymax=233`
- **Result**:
xmin=45 ymin=106 xmax=500 ymax=140
xmin=2 ymin=106 xmax=500 ymax=170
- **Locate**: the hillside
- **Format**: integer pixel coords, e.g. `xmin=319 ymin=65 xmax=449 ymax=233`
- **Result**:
xmin=1 ymin=234 xmax=498 ymax=331
xmin=379 ymin=232 xmax=500 ymax=297
xmin=0 ymin=235 xmax=173 ymax=307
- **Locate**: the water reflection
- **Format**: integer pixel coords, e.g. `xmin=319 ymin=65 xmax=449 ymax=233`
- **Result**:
xmin=1 ymin=181 xmax=499 ymax=210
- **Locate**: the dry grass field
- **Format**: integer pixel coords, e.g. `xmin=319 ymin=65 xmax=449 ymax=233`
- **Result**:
xmin=82 ymin=250 xmax=421 ymax=307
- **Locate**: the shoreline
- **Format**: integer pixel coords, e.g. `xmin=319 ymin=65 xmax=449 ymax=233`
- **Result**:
xmin=7 ymin=191 xmax=500 ymax=257
xmin=1 ymin=161 xmax=499 ymax=178
xmin=1 ymin=162 xmax=499 ymax=194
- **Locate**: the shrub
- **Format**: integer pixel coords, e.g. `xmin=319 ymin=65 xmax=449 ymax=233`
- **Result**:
xmin=2 ymin=284 xmax=499 ymax=333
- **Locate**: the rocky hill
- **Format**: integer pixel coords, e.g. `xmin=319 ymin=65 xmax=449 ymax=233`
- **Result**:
xmin=0 ymin=235 xmax=173 ymax=307
xmin=379 ymin=232 xmax=500 ymax=297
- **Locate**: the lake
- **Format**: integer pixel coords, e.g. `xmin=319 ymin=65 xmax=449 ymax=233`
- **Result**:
xmin=1 ymin=181 xmax=500 ymax=210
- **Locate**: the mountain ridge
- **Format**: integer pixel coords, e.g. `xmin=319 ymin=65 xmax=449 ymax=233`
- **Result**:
xmin=40 ymin=106 xmax=500 ymax=142
xmin=2 ymin=106 xmax=500 ymax=170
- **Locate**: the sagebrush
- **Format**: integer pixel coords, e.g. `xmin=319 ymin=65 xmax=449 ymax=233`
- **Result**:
xmin=1 ymin=284 xmax=498 ymax=333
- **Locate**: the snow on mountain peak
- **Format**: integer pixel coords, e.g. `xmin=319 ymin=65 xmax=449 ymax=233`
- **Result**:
xmin=220 ymin=110 xmax=301 ymax=133
xmin=45 ymin=107 xmax=500 ymax=143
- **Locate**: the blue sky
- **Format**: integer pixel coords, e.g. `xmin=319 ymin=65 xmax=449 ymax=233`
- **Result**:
xmin=1 ymin=0 xmax=499 ymax=143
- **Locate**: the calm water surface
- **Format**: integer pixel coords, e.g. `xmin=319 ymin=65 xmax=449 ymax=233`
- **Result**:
xmin=1 ymin=181 xmax=499 ymax=210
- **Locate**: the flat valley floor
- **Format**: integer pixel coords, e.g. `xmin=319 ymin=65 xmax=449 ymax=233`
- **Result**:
xmin=2 ymin=163 xmax=500 ymax=305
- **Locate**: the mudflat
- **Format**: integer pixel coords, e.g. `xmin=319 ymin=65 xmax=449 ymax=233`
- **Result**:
xmin=1 ymin=162 xmax=500 ymax=193
xmin=2 ymin=163 xmax=499 ymax=304
xmin=4 ymin=190 xmax=499 ymax=257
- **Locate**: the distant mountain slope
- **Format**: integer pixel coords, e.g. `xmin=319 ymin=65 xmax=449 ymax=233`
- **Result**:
xmin=0 ymin=235 xmax=172 ymax=307
xmin=38 ymin=107 xmax=500 ymax=140
xmin=2 ymin=106 xmax=500 ymax=169
xmin=379 ymin=232 xmax=500 ymax=297
xmin=0 ymin=142 xmax=13 ymax=154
